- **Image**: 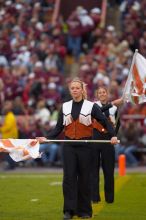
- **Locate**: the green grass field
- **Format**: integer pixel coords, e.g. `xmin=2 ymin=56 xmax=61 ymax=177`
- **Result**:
xmin=0 ymin=172 xmax=146 ymax=220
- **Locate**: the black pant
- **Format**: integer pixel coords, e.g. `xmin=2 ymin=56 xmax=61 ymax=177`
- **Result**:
xmin=62 ymin=142 xmax=92 ymax=216
xmin=91 ymin=140 xmax=115 ymax=203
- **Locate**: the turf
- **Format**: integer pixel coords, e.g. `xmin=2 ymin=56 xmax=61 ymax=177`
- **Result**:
xmin=0 ymin=172 xmax=146 ymax=220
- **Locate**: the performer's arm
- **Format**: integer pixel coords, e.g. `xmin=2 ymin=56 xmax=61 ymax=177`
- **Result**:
xmin=112 ymin=97 xmax=123 ymax=106
xmin=100 ymin=103 xmax=112 ymax=112
xmin=92 ymin=103 xmax=115 ymax=137
xmin=101 ymin=97 xmax=123 ymax=112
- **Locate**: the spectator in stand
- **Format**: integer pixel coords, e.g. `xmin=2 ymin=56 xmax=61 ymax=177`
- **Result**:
xmin=34 ymin=99 xmax=51 ymax=126
xmin=29 ymin=78 xmax=42 ymax=102
xmin=32 ymin=61 xmax=48 ymax=81
xmin=115 ymin=120 xmax=141 ymax=167
xmin=3 ymin=70 xmax=18 ymax=101
xmin=77 ymin=8 xmax=94 ymax=52
xmin=39 ymin=121 xmax=60 ymax=167
xmin=54 ymin=39 xmax=67 ymax=73
xmin=139 ymin=31 xmax=146 ymax=57
xmin=43 ymin=82 xmax=61 ymax=106
xmin=44 ymin=48 xmax=59 ymax=71
xmin=90 ymin=7 xmax=101 ymax=29
xmin=67 ymin=7 xmax=82 ymax=59
xmin=0 ymin=100 xmax=19 ymax=170
xmin=61 ymin=77 xmax=72 ymax=102
xmin=48 ymin=103 xmax=60 ymax=127
xmin=13 ymin=96 xmax=26 ymax=115
xmin=0 ymin=78 xmax=5 ymax=112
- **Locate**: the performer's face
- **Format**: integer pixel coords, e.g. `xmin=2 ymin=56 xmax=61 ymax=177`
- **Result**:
xmin=97 ymin=88 xmax=108 ymax=103
xmin=69 ymin=82 xmax=83 ymax=101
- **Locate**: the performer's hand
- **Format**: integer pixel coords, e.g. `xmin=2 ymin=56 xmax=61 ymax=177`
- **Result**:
xmin=111 ymin=136 xmax=118 ymax=145
xmin=36 ymin=137 xmax=47 ymax=143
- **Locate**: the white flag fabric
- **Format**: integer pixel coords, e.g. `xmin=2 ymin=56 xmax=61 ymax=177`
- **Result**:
xmin=0 ymin=139 xmax=40 ymax=162
xmin=123 ymin=51 xmax=146 ymax=104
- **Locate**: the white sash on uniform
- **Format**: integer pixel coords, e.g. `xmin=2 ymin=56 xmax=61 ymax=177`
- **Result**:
xmin=63 ymin=100 xmax=94 ymax=126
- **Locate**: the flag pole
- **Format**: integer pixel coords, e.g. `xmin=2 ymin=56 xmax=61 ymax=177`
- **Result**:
xmin=43 ymin=139 xmax=120 ymax=144
xmin=122 ymin=49 xmax=138 ymax=100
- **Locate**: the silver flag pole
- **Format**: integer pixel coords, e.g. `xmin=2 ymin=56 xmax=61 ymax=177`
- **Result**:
xmin=43 ymin=139 xmax=120 ymax=143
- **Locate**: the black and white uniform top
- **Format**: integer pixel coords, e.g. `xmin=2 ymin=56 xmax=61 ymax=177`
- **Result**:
xmin=93 ymin=101 xmax=118 ymax=139
xmin=47 ymin=99 xmax=115 ymax=140
xmin=96 ymin=101 xmax=117 ymax=126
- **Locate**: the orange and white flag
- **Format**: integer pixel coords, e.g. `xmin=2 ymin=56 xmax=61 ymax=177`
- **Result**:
xmin=123 ymin=50 xmax=146 ymax=104
xmin=0 ymin=139 xmax=40 ymax=162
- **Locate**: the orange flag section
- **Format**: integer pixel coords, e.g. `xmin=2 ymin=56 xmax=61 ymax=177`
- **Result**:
xmin=133 ymin=63 xmax=143 ymax=95
xmin=29 ymin=140 xmax=38 ymax=147
xmin=23 ymin=149 xmax=30 ymax=157
xmin=0 ymin=139 xmax=40 ymax=162
xmin=0 ymin=139 xmax=15 ymax=152
xmin=1 ymin=139 xmax=15 ymax=148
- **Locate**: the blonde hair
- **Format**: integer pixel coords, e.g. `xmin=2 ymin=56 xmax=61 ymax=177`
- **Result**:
xmin=69 ymin=77 xmax=88 ymax=99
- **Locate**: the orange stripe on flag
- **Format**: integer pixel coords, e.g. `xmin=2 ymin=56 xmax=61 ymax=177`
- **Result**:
xmin=23 ymin=149 xmax=29 ymax=156
xmin=30 ymin=140 xmax=38 ymax=147
xmin=1 ymin=139 xmax=16 ymax=148
xmin=133 ymin=63 xmax=143 ymax=95
xmin=131 ymin=94 xmax=139 ymax=104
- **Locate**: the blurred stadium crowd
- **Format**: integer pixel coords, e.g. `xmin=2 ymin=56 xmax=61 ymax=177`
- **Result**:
xmin=0 ymin=0 xmax=146 ymax=169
